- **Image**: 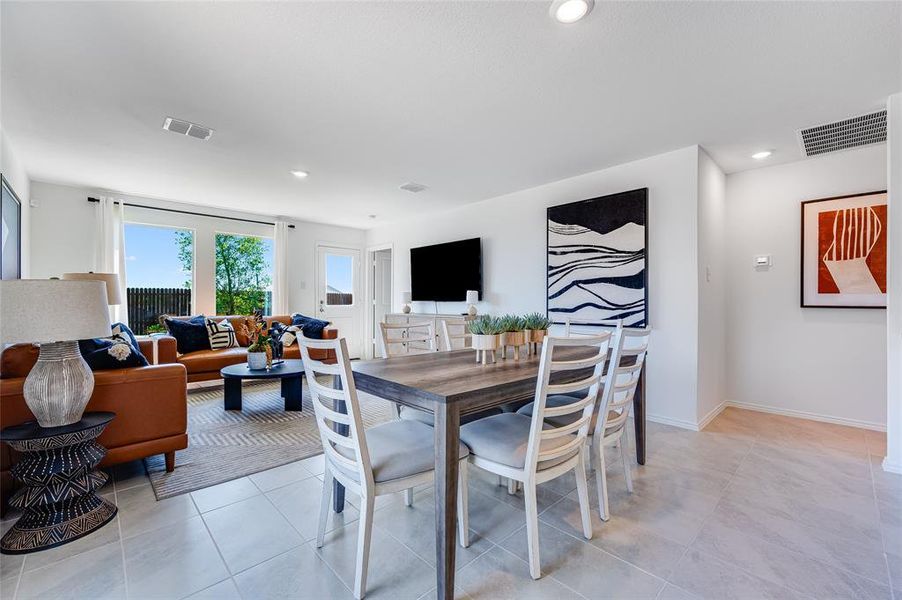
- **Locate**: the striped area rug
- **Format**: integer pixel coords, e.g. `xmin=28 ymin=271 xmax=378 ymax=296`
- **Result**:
xmin=144 ymin=380 xmax=393 ymax=500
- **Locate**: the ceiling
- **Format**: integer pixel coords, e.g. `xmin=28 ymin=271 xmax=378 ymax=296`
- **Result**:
xmin=2 ymin=1 xmax=900 ymax=229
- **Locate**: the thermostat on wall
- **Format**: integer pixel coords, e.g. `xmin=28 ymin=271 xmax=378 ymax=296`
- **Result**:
xmin=754 ymin=255 xmax=772 ymax=269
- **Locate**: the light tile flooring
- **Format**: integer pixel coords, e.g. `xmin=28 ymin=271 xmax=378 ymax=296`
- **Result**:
xmin=1 ymin=407 xmax=899 ymax=600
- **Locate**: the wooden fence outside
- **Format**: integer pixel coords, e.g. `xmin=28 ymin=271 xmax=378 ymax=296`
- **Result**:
xmin=127 ymin=287 xmax=192 ymax=334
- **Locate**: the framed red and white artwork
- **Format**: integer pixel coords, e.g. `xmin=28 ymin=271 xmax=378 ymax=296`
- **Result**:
xmin=801 ymin=190 xmax=887 ymax=308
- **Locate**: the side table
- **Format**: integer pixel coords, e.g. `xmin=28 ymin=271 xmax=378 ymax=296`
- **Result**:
xmin=0 ymin=412 xmax=118 ymax=554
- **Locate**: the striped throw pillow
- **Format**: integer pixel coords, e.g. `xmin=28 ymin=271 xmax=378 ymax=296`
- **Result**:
xmin=206 ymin=318 xmax=238 ymax=350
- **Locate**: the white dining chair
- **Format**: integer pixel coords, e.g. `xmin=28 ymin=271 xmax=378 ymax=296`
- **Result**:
xmin=440 ymin=317 xmax=471 ymax=351
xmin=591 ymin=341 xmax=646 ymax=520
xmin=517 ymin=324 xmax=650 ymax=520
xmin=459 ymin=332 xmax=612 ymax=579
xmin=378 ymin=321 xmax=436 ymax=419
xmin=378 ymin=321 xmax=436 ymax=358
xmin=298 ymin=335 xmax=470 ymax=599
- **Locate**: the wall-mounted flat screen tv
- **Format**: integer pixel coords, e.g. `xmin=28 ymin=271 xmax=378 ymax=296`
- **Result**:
xmin=410 ymin=237 xmax=482 ymax=301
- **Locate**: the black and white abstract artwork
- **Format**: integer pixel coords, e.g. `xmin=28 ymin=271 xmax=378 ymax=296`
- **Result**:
xmin=547 ymin=188 xmax=648 ymax=327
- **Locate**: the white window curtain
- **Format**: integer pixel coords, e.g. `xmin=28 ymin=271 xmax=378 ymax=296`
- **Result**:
xmin=272 ymin=220 xmax=290 ymax=315
xmin=94 ymin=196 xmax=129 ymax=325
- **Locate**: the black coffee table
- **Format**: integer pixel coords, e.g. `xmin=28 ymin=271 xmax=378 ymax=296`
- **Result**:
xmin=220 ymin=359 xmax=305 ymax=411
xmin=0 ymin=412 xmax=118 ymax=554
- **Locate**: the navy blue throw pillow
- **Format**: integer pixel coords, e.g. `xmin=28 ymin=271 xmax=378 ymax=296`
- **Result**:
xmin=110 ymin=322 xmax=148 ymax=362
xmin=290 ymin=313 xmax=331 ymax=339
xmin=165 ymin=315 xmax=211 ymax=354
xmin=79 ymin=336 xmax=149 ymax=371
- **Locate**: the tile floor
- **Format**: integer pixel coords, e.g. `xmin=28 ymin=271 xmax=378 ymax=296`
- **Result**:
xmin=0 ymin=407 xmax=899 ymax=600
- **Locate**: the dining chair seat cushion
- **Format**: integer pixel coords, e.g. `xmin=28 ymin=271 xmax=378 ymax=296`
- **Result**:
xmin=400 ymin=406 xmax=504 ymax=426
xmin=335 ymin=419 xmax=470 ymax=483
xmin=459 ymin=413 xmax=578 ymax=470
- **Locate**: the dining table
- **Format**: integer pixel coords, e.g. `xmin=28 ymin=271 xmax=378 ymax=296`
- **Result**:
xmin=331 ymin=347 xmax=646 ymax=600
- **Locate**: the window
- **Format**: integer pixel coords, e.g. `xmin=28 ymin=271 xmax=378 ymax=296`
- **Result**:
xmin=123 ymin=224 xmax=194 ymax=334
xmin=215 ymin=233 xmax=274 ymax=315
xmin=325 ymin=253 xmax=354 ymax=305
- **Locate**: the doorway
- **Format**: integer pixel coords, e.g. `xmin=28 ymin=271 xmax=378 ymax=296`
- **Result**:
xmin=315 ymin=244 xmax=363 ymax=358
xmin=365 ymin=244 xmax=393 ymax=359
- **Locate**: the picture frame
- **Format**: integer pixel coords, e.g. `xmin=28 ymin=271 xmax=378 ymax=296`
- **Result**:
xmin=546 ymin=188 xmax=648 ymax=327
xmin=1 ymin=174 xmax=22 ymax=280
xmin=800 ymin=190 xmax=887 ymax=308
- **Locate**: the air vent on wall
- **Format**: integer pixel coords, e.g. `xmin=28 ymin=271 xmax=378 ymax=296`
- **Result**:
xmin=163 ymin=117 xmax=214 ymax=141
xmin=797 ymin=110 xmax=886 ymax=157
xmin=399 ymin=182 xmax=428 ymax=193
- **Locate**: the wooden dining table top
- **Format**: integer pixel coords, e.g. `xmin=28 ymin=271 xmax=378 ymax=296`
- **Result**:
xmin=351 ymin=346 xmax=597 ymax=407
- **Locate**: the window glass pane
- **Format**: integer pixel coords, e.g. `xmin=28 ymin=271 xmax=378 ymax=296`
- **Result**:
xmin=326 ymin=254 xmax=353 ymax=305
xmin=215 ymin=233 xmax=274 ymax=315
xmin=124 ymin=224 xmax=194 ymax=334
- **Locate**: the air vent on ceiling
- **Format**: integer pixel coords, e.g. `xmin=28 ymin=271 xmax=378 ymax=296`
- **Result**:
xmin=797 ymin=110 xmax=886 ymax=157
xmin=163 ymin=117 xmax=214 ymax=141
xmin=399 ymin=182 xmax=428 ymax=193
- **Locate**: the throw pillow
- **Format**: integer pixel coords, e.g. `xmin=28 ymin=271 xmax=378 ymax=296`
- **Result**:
xmin=110 ymin=322 xmax=149 ymax=363
xmin=269 ymin=321 xmax=301 ymax=348
xmin=290 ymin=313 xmax=331 ymax=339
xmin=278 ymin=325 xmax=301 ymax=347
xmin=206 ymin=318 xmax=238 ymax=350
xmin=165 ymin=315 xmax=211 ymax=354
xmin=79 ymin=325 xmax=149 ymax=371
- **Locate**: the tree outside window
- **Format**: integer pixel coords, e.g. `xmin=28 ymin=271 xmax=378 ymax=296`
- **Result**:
xmin=213 ymin=233 xmax=274 ymax=315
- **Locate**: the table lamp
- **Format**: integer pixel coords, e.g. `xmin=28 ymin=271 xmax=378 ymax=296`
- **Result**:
xmin=0 ymin=280 xmax=112 ymax=427
xmin=61 ymin=272 xmax=122 ymax=305
xmin=401 ymin=291 xmax=412 ymax=314
xmin=466 ymin=290 xmax=479 ymax=316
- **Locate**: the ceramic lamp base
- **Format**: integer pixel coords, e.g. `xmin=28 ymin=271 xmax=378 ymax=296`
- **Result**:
xmin=23 ymin=341 xmax=94 ymax=428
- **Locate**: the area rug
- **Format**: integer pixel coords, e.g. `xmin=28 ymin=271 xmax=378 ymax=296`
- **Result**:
xmin=144 ymin=380 xmax=393 ymax=500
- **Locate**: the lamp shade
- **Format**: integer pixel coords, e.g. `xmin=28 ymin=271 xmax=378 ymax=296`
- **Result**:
xmin=466 ymin=290 xmax=479 ymax=304
xmin=401 ymin=291 xmax=412 ymax=304
xmin=1 ymin=280 xmax=113 ymax=345
xmin=62 ymin=272 xmax=121 ymax=305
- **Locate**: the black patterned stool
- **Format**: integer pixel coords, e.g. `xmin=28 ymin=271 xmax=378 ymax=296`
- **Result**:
xmin=0 ymin=412 xmax=118 ymax=554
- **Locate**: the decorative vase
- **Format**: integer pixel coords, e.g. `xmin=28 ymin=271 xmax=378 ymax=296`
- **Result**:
xmin=471 ymin=334 xmax=500 ymax=365
xmin=247 ymin=351 xmax=267 ymax=370
xmin=500 ymin=330 xmax=526 ymax=361
xmin=23 ymin=341 xmax=94 ymax=427
xmin=525 ymin=329 xmax=547 ymax=356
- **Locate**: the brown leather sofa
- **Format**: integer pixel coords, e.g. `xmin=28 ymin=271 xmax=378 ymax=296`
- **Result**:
xmin=1 ymin=340 xmax=188 ymax=516
xmin=157 ymin=314 xmax=337 ymax=383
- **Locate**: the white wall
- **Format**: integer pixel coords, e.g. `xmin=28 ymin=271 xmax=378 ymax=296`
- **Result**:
xmin=696 ymin=149 xmax=727 ymax=425
xmin=725 ymin=145 xmax=888 ymax=430
xmin=28 ymin=181 xmax=365 ymax=316
xmin=367 ymin=146 xmax=704 ymax=428
xmin=886 ymin=93 xmax=902 ymax=471
xmin=1 ymin=129 xmax=31 ymax=276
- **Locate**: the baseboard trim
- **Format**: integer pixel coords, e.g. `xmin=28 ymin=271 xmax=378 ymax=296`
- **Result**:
xmin=724 ymin=400 xmax=886 ymax=432
xmin=697 ymin=401 xmax=727 ymax=431
xmin=646 ymin=413 xmax=701 ymax=432
xmin=883 ymin=457 xmax=902 ymax=475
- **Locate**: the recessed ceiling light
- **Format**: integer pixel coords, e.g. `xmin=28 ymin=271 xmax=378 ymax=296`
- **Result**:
xmin=290 ymin=170 xmax=309 ymax=178
xmin=751 ymin=151 xmax=772 ymax=160
xmin=550 ymin=0 xmax=594 ymax=24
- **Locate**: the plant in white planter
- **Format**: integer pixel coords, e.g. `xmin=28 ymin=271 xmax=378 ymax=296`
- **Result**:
xmin=246 ymin=314 xmax=272 ymax=370
xmin=523 ymin=313 xmax=552 ymax=357
xmin=468 ymin=315 xmax=502 ymax=365
xmin=498 ymin=315 xmax=527 ymax=361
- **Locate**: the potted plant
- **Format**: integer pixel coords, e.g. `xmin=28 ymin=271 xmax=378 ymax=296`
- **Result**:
xmin=468 ymin=315 xmax=502 ymax=365
xmin=246 ymin=314 xmax=272 ymax=370
xmin=499 ymin=314 xmax=526 ymax=361
xmin=523 ymin=313 xmax=552 ymax=356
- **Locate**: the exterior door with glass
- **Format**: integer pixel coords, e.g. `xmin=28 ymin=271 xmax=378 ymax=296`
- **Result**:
xmin=316 ymin=245 xmax=362 ymax=358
